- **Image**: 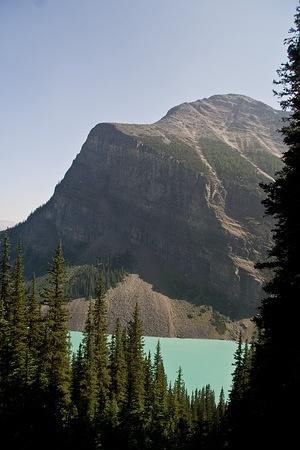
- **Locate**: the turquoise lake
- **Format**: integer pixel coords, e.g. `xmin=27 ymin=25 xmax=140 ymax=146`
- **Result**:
xmin=70 ymin=331 xmax=237 ymax=398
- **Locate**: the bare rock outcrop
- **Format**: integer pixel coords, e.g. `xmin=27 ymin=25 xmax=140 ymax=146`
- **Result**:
xmin=67 ymin=274 xmax=255 ymax=340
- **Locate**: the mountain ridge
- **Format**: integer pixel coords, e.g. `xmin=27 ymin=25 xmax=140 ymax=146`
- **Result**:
xmin=3 ymin=94 xmax=286 ymax=318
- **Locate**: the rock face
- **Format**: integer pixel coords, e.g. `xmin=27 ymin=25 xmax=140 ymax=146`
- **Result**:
xmin=65 ymin=274 xmax=255 ymax=341
xmin=6 ymin=94 xmax=286 ymax=318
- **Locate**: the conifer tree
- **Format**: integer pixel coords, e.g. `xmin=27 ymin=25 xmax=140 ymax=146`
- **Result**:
xmin=27 ymin=277 xmax=43 ymax=385
xmin=125 ymin=304 xmax=146 ymax=449
xmin=42 ymin=243 xmax=71 ymax=425
xmin=110 ymin=318 xmax=127 ymax=411
xmin=217 ymin=387 xmax=226 ymax=422
xmin=127 ymin=304 xmax=145 ymax=413
xmin=0 ymin=233 xmax=12 ymax=321
xmin=143 ymin=351 xmax=154 ymax=424
xmin=10 ymin=249 xmax=27 ymax=386
xmin=0 ymin=234 xmax=12 ymax=403
xmin=152 ymin=340 xmax=168 ymax=425
xmin=93 ymin=273 xmax=110 ymax=420
xmin=228 ymin=334 xmax=244 ymax=408
xmin=72 ymin=343 xmax=84 ymax=410
xmin=81 ymin=299 xmax=98 ymax=421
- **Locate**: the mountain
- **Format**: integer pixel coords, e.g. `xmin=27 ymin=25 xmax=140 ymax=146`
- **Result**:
xmin=0 ymin=220 xmax=16 ymax=231
xmin=4 ymin=94 xmax=286 ymax=318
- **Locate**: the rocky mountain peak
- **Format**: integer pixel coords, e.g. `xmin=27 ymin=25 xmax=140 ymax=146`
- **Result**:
xmin=3 ymin=94 xmax=286 ymax=318
xmin=160 ymin=94 xmax=285 ymax=157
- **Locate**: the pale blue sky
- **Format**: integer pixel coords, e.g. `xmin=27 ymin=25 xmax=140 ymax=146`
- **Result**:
xmin=0 ymin=0 xmax=298 ymax=222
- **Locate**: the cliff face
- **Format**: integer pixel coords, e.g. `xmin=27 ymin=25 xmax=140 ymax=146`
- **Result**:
xmin=6 ymin=94 xmax=286 ymax=318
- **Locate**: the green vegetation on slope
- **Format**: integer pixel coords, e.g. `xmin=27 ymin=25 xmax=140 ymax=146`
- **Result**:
xmin=246 ymin=150 xmax=283 ymax=177
xmin=200 ymin=137 xmax=267 ymax=189
xmin=141 ymin=135 xmax=209 ymax=174
xmin=31 ymin=262 xmax=126 ymax=302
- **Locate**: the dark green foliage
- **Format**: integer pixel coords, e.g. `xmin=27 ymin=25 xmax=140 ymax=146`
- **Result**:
xmin=109 ymin=319 xmax=127 ymax=410
xmin=0 ymin=233 xmax=12 ymax=321
xmin=141 ymin=135 xmax=209 ymax=174
xmin=27 ymin=277 xmax=43 ymax=385
xmin=31 ymin=262 xmax=126 ymax=303
xmin=93 ymin=273 xmax=111 ymax=421
xmin=246 ymin=150 xmax=283 ymax=177
xmin=221 ymin=9 xmax=300 ymax=448
xmin=80 ymin=299 xmax=99 ymax=421
xmin=211 ymin=310 xmax=227 ymax=334
xmin=126 ymin=304 xmax=145 ymax=413
xmin=10 ymin=249 xmax=27 ymax=385
xmin=67 ymin=262 xmax=125 ymax=300
xmin=200 ymin=137 xmax=266 ymax=189
xmin=42 ymin=243 xmax=72 ymax=423
xmin=0 ymin=234 xmax=12 ymax=398
xmin=216 ymin=387 xmax=226 ymax=423
xmin=249 ymin=7 xmax=300 ymax=448
xmin=0 ymin=235 xmax=224 ymax=449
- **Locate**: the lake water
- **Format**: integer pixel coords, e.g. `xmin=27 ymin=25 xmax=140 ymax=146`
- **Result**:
xmin=70 ymin=331 xmax=237 ymax=398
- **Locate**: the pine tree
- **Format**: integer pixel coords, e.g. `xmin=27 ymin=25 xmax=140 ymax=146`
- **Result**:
xmin=143 ymin=351 xmax=154 ymax=424
xmin=171 ymin=368 xmax=191 ymax=448
xmin=0 ymin=234 xmax=12 ymax=406
xmin=125 ymin=304 xmax=146 ymax=449
xmin=148 ymin=341 xmax=168 ymax=449
xmin=27 ymin=277 xmax=43 ymax=385
xmin=42 ymin=243 xmax=71 ymax=425
xmin=72 ymin=343 xmax=85 ymax=415
xmin=10 ymin=249 xmax=27 ymax=386
xmin=0 ymin=233 xmax=12 ymax=321
xmin=93 ymin=273 xmax=110 ymax=420
xmin=153 ymin=341 xmax=168 ymax=420
xmin=228 ymin=334 xmax=244 ymax=408
xmin=127 ymin=304 xmax=145 ymax=413
xmin=81 ymin=299 xmax=98 ymax=422
xmin=216 ymin=387 xmax=226 ymax=423
xmin=110 ymin=318 xmax=127 ymax=411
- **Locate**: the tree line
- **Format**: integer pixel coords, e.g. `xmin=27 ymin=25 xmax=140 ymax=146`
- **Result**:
xmin=0 ymin=238 xmax=226 ymax=450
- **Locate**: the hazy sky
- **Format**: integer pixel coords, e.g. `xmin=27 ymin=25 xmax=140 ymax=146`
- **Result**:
xmin=0 ymin=0 xmax=298 ymax=222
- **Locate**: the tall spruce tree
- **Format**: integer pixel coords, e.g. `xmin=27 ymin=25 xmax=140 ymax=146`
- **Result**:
xmin=81 ymin=299 xmax=98 ymax=422
xmin=0 ymin=233 xmax=12 ymax=321
xmin=217 ymin=387 xmax=226 ymax=423
xmin=42 ymin=243 xmax=71 ymax=426
xmin=150 ymin=341 xmax=168 ymax=448
xmin=93 ymin=273 xmax=110 ymax=420
xmin=110 ymin=318 xmax=127 ymax=411
xmin=27 ymin=276 xmax=43 ymax=385
xmin=127 ymin=304 xmax=145 ymax=414
xmin=10 ymin=249 xmax=27 ymax=386
xmin=228 ymin=334 xmax=244 ymax=409
xmin=125 ymin=304 xmax=146 ymax=449
xmin=0 ymin=234 xmax=12 ymax=405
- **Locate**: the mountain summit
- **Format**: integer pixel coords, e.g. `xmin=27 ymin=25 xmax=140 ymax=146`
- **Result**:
xmin=5 ymin=95 xmax=285 ymax=318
